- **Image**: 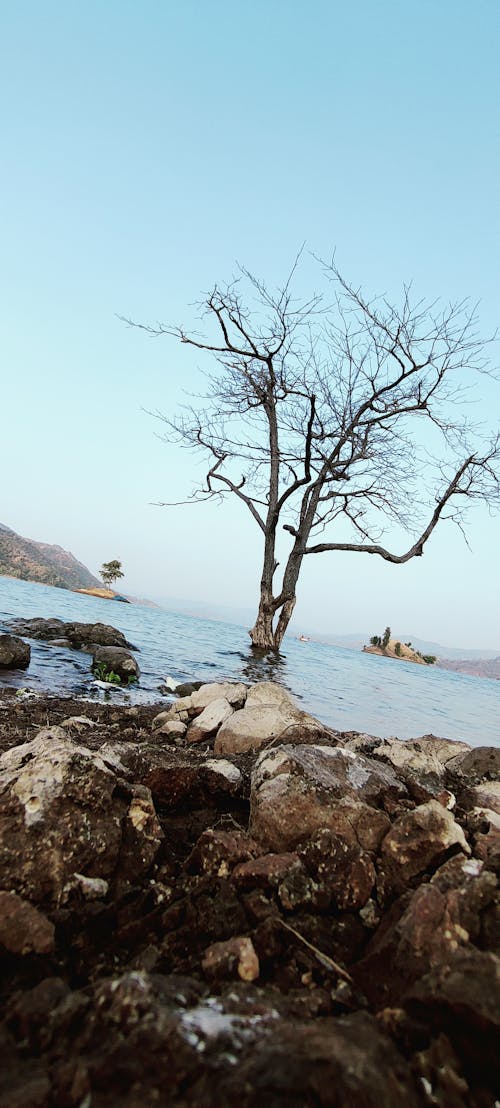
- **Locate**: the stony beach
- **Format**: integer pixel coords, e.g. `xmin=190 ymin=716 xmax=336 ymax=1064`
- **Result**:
xmin=0 ymin=643 xmax=499 ymax=1106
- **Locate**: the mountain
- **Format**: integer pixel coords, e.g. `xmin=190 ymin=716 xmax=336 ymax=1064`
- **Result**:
xmin=0 ymin=523 xmax=101 ymax=591
xmin=436 ymin=656 xmax=500 ymax=680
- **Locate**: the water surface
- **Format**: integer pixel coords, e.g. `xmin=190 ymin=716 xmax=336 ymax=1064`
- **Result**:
xmin=0 ymin=577 xmax=498 ymax=747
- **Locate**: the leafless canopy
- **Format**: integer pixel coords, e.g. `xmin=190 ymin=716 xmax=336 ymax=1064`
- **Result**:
xmin=123 ymin=257 xmax=500 ymax=649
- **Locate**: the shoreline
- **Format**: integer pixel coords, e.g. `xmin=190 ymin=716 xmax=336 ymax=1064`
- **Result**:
xmin=0 ymin=677 xmax=498 ymax=1104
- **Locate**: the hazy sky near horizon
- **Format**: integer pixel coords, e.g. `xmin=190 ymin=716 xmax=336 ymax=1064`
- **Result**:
xmin=2 ymin=0 xmax=499 ymax=649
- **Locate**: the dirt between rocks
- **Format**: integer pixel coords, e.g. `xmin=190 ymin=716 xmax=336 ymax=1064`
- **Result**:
xmin=0 ymin=686 xmax=498 ymax=1107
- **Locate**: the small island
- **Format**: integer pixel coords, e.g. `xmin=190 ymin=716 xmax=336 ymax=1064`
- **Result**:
xmin=363 ymin=626 xmax=436 ymax=665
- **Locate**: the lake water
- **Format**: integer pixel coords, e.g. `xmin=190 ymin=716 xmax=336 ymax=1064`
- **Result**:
xmin=0 ymin=576 xmax=498 ymax=748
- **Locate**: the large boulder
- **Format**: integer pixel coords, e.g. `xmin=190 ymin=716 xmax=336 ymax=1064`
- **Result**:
xmin=0 ymin=728 xmax=162 ymax=906
xmin=249 ymin=744 xmax=404 ymax=852
xmin=0 ymin=633 xmax=30 ymax=669
xmin=215 ymin=682 xmax=331 ymax=755
xmin=91 ymin=645 xmax=140 ymax=682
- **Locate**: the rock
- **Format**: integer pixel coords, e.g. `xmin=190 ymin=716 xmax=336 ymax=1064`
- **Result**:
xmin=363 ymin=734 xmax=467 ymax=804
xmin=226 ymin=1010 xmax=420 ymax=1107
xmin=465 ymin=780 xmax=500 ymax=815
xmin=215 ymin=681 xmax=331 ymax=755
xmin=91 ymin=645 xmax=140 ymax=682
xmin=406 ymin=949 xmax=500 ymax=1081
xmin=447 ymin=745 xmax=500 ymax=783
xmin=174 ymin=680 xmax=203 ymax=697
xmin=354 ymin=854 xmax=497 ymax=1007
xmin=200 ymin=759 xmax=243 ymax=794
xmin=9 ymin=617 xmax=136 ymax=650
xmin=152 ymin=720 xmax=187 ymax=741
xmin=202 ymin=936 xmax=260 ymax=982
xmin=187 ymin=697 xmax=234 ymax=744
xmin=0 ymin=891 xmax=55 ymax=954
xmin=62 ymin=873 xmax=109 ymax=901
xmin=298 ymin=829 xmax=376 ymax=910
xmin=249 ymin=744 xmax=398 ymax=853
xmin=380 ymin=799 xmax=470 ymax=895
xmin=191 ymin=681 xmax=248 ymax=710
xmin=152 ymin=696 xmax=193 ymax=726
xmin=0 ymin=727 xmax=162 ymax=905
xmin=0 ymin=633 xmax=30 ymax=669
xmin=186 ymin=829 xmax=261 ymax=876
xmin=59 ymin=715 xmax=96 ymax=733
xmin=232 ymin=852 xmax=302 ymax=891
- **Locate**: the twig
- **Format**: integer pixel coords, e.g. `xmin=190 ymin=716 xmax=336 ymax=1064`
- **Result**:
xmin=279 ymin=919 xmax=353 ymax=982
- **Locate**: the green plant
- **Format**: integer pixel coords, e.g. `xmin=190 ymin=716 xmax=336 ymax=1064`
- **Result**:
xmin=382 ymin=626 xmax=391 ymax=650
xmin=395 ymin=641 xmax=402 ymax=656
xmin=93 ymin=662 xmax=122 ymax=684
xmin=369 ymin=635 xmax=381 ymax=647
xmin=127 ymin=675 xmax=138 ymax=685
xmin=421 ymin=654 xmax=437 ymax=665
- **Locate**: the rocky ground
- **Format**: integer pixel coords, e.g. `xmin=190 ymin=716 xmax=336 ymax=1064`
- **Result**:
xmin=0 ymin=678 xmax=499 ymax=1107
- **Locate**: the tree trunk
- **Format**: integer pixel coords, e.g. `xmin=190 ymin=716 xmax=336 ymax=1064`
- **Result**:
xmin=248 ymin=593 xmax=297 ymax=651
xmin=248 ymin=589 xmax=278 ymax=650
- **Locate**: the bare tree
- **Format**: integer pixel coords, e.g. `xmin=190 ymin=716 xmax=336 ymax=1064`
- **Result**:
xmin=124 ymin=258 xmax=500 ymax=650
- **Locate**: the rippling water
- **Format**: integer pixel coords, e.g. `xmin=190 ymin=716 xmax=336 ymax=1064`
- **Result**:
xmin=0 ymin=576 xmax=498 ymax=747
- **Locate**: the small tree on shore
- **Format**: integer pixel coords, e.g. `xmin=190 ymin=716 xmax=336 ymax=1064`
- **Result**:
xmin=101 ymin=559 xmax=124 ymax=589
xmin=125 ymin=256 xmax=500 ymax=651
xmin=382 ymin=626 xmax=391 ymax=650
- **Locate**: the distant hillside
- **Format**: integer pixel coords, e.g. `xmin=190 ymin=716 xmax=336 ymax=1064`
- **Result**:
xmin=0 ymin=523 xmax=101 ymax=591
xmin=436 ymin=656 xmax=500 ymax=680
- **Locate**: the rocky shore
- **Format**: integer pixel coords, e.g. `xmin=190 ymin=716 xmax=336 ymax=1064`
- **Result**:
xmin=0 ymin=673 xmax=499 ymax=1107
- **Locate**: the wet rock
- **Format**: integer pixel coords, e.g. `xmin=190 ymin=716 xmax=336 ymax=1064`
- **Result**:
xmin=202 ymin=936 xmax=260 ymax=982
xmin=187 ymin=697 xmax=234 ymax=743
xmin=380 ymin=799 xmax=470 ymax=895
xmin=0 ymin=633 xmax=30 ymax=670
xmin=174 ymin=680 xmax=203 ymax=697
xmin=215 ymin=681 xmax=331 ymax=755
xmin=0 ymin=891 xmax=55 ymax=954
xmin=9 ymin=617 xmax=136 ymax=650
xmin=0 ymin=727 xmax=162 ymax=905
xmin=91 ymin=644 xmax=140 ymax=682
xmin=249 ymin=745 xmax=395 ymax=852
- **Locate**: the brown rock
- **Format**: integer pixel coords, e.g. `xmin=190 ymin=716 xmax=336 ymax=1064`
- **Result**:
xmin=202 ymin=936 xmax=260 ymax=982
xmin=299 ymin=829 xmax=376 ymax=910
xmin=250 ymin=745 xmax=393 ymax=853
xmin=186 ymin=829 xmax=261 ymax=876
xmin=380 ymin=799 xmax=470 ymax=895
xmin=0 ymin=728 xmax=162 ymax=906
xmin=355 ymin=854 xmax=497 ymax=1007
xmin=232 ymin=852 xmax=302 ymax=890
xmin=0 ymin=891 xmax=55 ymax=954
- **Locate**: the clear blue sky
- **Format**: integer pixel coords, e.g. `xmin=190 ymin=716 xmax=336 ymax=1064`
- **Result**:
xmin=1 ymin=0 xmax=499 ymax=648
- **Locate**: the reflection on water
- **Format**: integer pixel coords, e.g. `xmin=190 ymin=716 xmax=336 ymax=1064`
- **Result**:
xmin=0 ymin=576 xmax=499 ymax=747
xmin=223 ymin=647 xmax=289 ymax=689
